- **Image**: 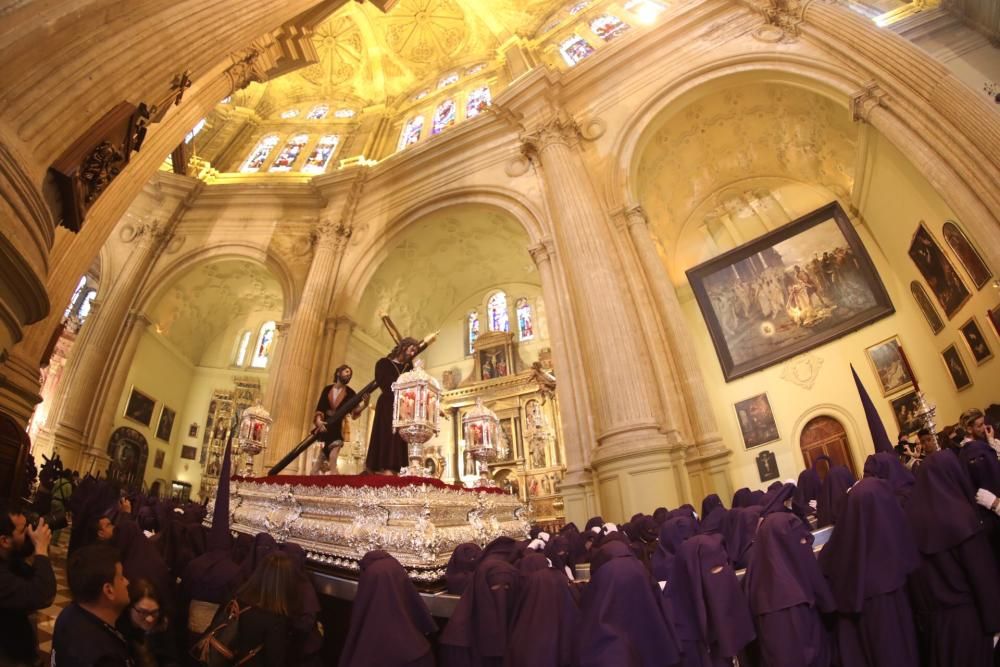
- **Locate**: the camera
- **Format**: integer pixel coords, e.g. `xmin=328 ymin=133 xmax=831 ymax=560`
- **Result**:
xmin=23 ymin=510 xmax=69 ymax=533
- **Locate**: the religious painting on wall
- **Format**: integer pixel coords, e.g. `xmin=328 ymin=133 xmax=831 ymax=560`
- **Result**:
xmin=756 ymin=450 xmax=779 ymax=483
xmin=180 ymin=445 xmax=198 ymax=460
xmin=479 ymin=349 xmax=510 ymax=380
xmin=734 ymin=393 xmax=780 ymax=449
xmin=941 ymin=344 xmax=973 ymax=391
xmin=124 ymin=386 xmax=156 ymax=427
xmin=865 ymin=336 xmax=914 ymax=396
xmin=153 ymin=450 xmax=165 ymax=469
xmin=155 ymin=406 xmax=175 ymax=442
xmin=910 ymin=281 xmax=944 ymax=335
xmin=890 ymin=391 xmax=924 ymax=434
xmin=958 ymin=317 xmax=993 ymax=365
xmin=908 ymin=223 xmax=970 ymax=319
xmin=687 ymin=202 xmax=894 ymax=380
xmin=498 ymin=417 xmax=517 ymax=463
xmin=989 ymin=305 xmax=1000 ymax=338
xmin=942 ymin=221 xmax=992 ymax=289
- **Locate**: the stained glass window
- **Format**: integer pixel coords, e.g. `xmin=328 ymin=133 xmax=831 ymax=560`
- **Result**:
xmin=64 ymin=277 xmax=87 ymax=319
xmin=559 ymin=34 xmax=596 ymax=66
xmin=487 ymin=292 xmax=509 ymax=332
xmin=184 ymin=118 xmax=207 ymax=144
xmin=302 ymin=135 xmax=340 ymax=174
xmin=334 ymin=108 xmax=355 ymax=118
xmin=438 ymin=72 xmax=459 ymax=89
xmin=269 ymin=134 xmax=309 ymax=172
xmin=399 ymin=116 xmax=424 ymax=149
xmin=251 ymin=321 xmax=276 ymax=368
xmin=624 ymin=0 xmax=666 ymax=23
xmin=591 ymin=14 xmax=630 ymax=41
xmin=466 ymin=63 xmax=486 ymax=75
xmin=280 ymin=109 xmax=300 ymax=119
xmin=306 ymin=104 xmax=329 ymax=120
xmin=467 ymin=311 xmax=480 ymax=355
xmin=516 ymin=298 xmax=534 ymax=340
xmin=568 ymin=1 xmax=590 ymax=14
xmin=235 ymin=330 xmax=252 ymax=366
xmin=466 ymin=86 xmax=492 ymax=119
xmin=432 ymin=99 xmax=457 ymax=134
xmin=413 ymin=89 xmax=429 ymax=101
xmin=77 ymin=290 xmax=96 ymax=322
xmin=241 ymin=135 xmax=280 ymax=172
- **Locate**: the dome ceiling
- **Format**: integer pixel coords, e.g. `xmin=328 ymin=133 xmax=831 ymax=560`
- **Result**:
xmin=355 ymin=206 xmax=537 ymax=344
xmin=150 ymin=260 xmax=284 ymax=364
xmin=258 ymin=0 xmax=562 ymax=109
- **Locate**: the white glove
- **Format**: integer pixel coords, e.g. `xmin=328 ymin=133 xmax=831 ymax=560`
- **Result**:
xmin=528 ymin=539 xmax=546 ymax=551
xmin=537 ymin=531 xmax=551 ymax=543
xmin=602 ymin=522 xmax=618 ymax=534
xmin=975 ymin=488 xmax=999 ymax=514
xmin=808 ymin=499 xmax=817 ymax=510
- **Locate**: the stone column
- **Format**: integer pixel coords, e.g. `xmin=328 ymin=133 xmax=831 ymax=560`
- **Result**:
xmin=50 ymin=222 xmax=171 ymax=469
xmin=522 ymin=116 xmax=678 ymax=518
xmin=265 ymin=221 xmax=347 ymax=468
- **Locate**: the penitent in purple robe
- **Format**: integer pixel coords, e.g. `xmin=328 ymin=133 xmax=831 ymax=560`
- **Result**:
xmin=746 ymin=512 xmax=834 ymax=667
xmin=651 ymin=516 xmax=698 ymax=583
xmin=816 ymin=465 xmax=855 ymax=528
xmin=862 ymin=451 xmax=915 ymax=507
xmin=445 ymin=543 xmax=483 ymax=595
xmin=905 ymin=451 xmax=1000 ymax=667
xmin=441 ymin=558 xmax=519 ymax=667
xmin=505 ymin=565 xmax=578 ymax=667
xmin=818 ymin=478 xmax=920 ymax=667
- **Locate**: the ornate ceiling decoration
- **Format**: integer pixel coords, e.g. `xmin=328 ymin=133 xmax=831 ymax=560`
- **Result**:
xmin=355 ymin=207 xmax=537 ymax=343
xmin=150 ymin=260 xmax=284 ymax=364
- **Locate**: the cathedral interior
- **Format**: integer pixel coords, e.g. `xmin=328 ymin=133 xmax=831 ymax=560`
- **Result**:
xmin=1 ymin=0 xmax=998 ymax=527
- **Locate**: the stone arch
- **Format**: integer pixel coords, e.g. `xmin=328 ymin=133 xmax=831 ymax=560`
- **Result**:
xmin=106 ymin=426 xmax=149 ymax=491
xmin=790 ymin=403 xmax=866 ymax=477
xmin=135 ymin=243 xmax=298 ymax=320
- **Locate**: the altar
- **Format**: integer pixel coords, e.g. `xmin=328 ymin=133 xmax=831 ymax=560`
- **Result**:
xmin=210 ymin=473 xmax=529 ymax=589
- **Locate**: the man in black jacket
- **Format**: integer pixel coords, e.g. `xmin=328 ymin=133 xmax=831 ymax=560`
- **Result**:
xmin=0 ymin=499 xmax=55 ymax=665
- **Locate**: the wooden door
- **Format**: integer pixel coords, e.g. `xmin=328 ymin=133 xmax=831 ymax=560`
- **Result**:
xmin=799 ymin=415 xmax=855 ymax=478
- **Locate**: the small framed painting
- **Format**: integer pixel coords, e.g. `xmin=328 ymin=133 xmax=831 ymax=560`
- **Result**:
xmin=865 ymin=336 xmax=914 ymax=396
xmin=155 ymin=406 xmax=176 ymax=442
xmin=734 ymin=393 xmax=780 ymax=449
xmin=180 ymin=445 xmax=198 ymax=460
xmin=941 ymin=344 xmax=973 ymax=391
xmin=153 ymin=450 xmax=165 ymax=469
xmin=890 ymin=391 xmax=923 ymax=434
xmin=756 ymin=450 xmax=780 ymax=483
xmin=958 ymin=316 xmax=993 ymax=365
xmin=910 ymin=281 xmax=944 ymax=335
xmin=124 ymin=386 xmax=156 ymax=427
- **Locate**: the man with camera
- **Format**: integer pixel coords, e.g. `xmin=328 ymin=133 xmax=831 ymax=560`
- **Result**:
xmin=0 ymin=500 xmax=56 ymax=665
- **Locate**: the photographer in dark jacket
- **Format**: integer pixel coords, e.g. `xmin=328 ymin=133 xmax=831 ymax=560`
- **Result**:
xmin=0 ymin=499 xmax=56 ymax=665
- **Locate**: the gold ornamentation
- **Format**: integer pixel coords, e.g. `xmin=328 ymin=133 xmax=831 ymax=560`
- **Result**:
xmin=80 ymin=141 xmax=126 ymax=204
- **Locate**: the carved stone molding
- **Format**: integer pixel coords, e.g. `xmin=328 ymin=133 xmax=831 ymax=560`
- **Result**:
xmin=748 ymin=0 xmax=816 ymax=38
xmin=851 ymin=80 xmax=889 ymax=122
xmin=624 ymin=205 xmax=649 ymax=228
xmin=314 ymin=218 xmax=352 ymax=249
xmin=528 ymin=240 xmax=557 ymax=267
xmin=521 ymin=115 xmax=582 ymax=158
xmin=504 ymin=154 xmax=532 ymax=178
xmin=226 ymin=47 xmax=267 ymax=94
xmin=780 ymin=353 xmax=824 ymax=389
xmin=578 ymin=117 xmax=607 ymax=141
xmin=134 ymin=220 xmax=173 ymax=251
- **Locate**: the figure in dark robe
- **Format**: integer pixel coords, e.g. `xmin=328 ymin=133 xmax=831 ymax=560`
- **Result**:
xmin=311 ymin=364 xmax=366 ymax=474
xmin=862 ymin=451 xmax=915 ymax=507
xmin=905 ymin=451 xmax=1000 ymax=667
xmin=365 ymin=337 xmax=419 ymax=474
xmin=440 ymin=557 xmax=519 ymax=666
xmin=816 ymin=465 xmax=855 ymax=528
xmin=507 ymin=558 xmax=579 ymax=667
xmin=818 ymin=478 xmax=920 ymax=667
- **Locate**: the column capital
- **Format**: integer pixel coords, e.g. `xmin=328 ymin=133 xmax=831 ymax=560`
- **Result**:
xmin=127 ymin=309 xmax=154 ymax=328
xmin=528 ymin=239 xmax=556 ymax=266
xmin=624 ymin=205 xmax=649 ymax=228
xmin=225 ymin=47 xmax=266 ymax=94
xmin=850 ymin=80 xmax=889 ymax=123
xmin=133 ymin=220 xmax=172 ymax=250
xmin=313 ymin=218 xmax=352 ymax=250
xmin=274 ymin=320 xmax=291 ymax=336
xmin=521 ymin=115 xmax=582 ymax=157
xmin=746 ymin=0 xmax=815 ymax=37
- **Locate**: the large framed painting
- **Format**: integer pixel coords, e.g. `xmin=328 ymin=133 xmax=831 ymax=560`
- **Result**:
xmin=155 ymin=405 xmax=176 ymax=442
xmin=910 ymin=281 xmax=944 ymax=335
xmin=942 ymin=221 xmax=992 ymax=290
xmin=123 ymin=386 xmax=156 ymax=427
xmin=865 ymin=336 xmax=914 ymax=396
xmin=890 ymin=391 xmax=923 ymax=435
xmin=734 ymin=393 xmax=780 ymax=449
xmin=958 ymin=316 xmax=993 ymax=365
xmin=180 ymin=445 xmax=198 ymax=461
xmin=687 ymin=201 xmax=894 ymax=380
xmin=941 ymin=344 xmax=973 ymax=391
xmin=908 ymin=223 xmax=970 ymax=319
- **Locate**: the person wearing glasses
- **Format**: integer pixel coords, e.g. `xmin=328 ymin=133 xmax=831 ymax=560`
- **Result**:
xmin=118 ymin=578 xmax=180 ymax=667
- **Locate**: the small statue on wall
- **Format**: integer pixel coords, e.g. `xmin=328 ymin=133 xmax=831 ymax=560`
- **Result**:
xmin=530 ymin=436 xmax=547 ymax=468
xmin=530 ymin=362 xmax=557 ymax=404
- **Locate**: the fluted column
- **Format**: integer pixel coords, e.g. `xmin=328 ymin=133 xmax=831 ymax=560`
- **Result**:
xmin=266 ymin=221 xmax=347 ymax=468
xmin=623 ymin=206 xmax=725 ymax=454
xmin=50 ymin=222 xmax=171 ymax=468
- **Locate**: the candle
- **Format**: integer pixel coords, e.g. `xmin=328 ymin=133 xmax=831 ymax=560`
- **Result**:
xmin=897 ymin=343 xmax=920 ymax=394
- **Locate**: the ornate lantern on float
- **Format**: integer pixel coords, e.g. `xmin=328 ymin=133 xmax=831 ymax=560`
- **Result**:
xmin=237 ymin=403 xmax=271 ymax=477
xmin=392 ymin=359 xmax=442 ymax=477
xmin=462 ymin=397 xmax=507 ymax=488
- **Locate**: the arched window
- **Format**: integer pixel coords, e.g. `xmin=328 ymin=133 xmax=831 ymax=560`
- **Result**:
xmin=306 ymin=104 xmax=329 ymax=120
xmin=280 ymin=109 xmax=300 ymax=119
xmin=568 ymin=1 xmax=591 ymax=14
xmin=467 ymin=311 xmax=480 ymax=355
xmin=334 ymin=108 xmax=355 ymax=118
xmin=399 ymin=116 xmax=424 ymax=149
xmin=624 ymin=0 xmax=666 ymax=23
xmin=77 ymin=290 xmax=97 ymax=323
xmin=432 ymin=99 xmax=457 ymax=135
xmin=234 ymin=330 xmax=252 ymax=366
xmin=438 ymin=72 xmax=459 ymax=89
xmin=466 ymin=63 xmax=486 ymax=75
xmin=184 ymin=118 xmax=207 ymax=144
xmin=487 ymin=292 xmax=509 ymax=332
xmin=413 ymin=89 xmax=429 ymax=101
xmin=516 ymin=298 xmax=534 ymax=341
xmin=269 ymin=134 xmax=309 ymax=172
xmin=591 ymin=14 xmax=630 ymax=41
xmin=466 ymin=86 xmax=492 ymax=119
xmin=241 ymin=134 xmax=281 ymax=172
xmin=302 ymin=135 xmax=340 ymax=174
xmin=559 ymin=34 xmax=595 ymax=66
xmin=250 ymin=321 xmax=276 ymax=369
xmin=63 ymin=276 xmax=87 ymax=319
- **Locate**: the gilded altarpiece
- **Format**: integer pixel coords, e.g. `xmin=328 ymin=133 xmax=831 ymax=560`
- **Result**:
xmin=200 ymin=377 xmax=260 ymax=497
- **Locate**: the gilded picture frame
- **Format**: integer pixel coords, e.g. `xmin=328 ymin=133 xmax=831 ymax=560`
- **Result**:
xmin=908 ymin=223 xmax=971 ymax=319
xmin=864 ymin=336 xmax=914 ymax=397
xmin=734 ymin=393 xmax=780 ymax=450
xmin=123 ymin=386 xmax=156 ymax=427
xmin=958 ymin=316 xmax=993 ymax=366
xmin=940 ymin=343 xmax=973 ymax=392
